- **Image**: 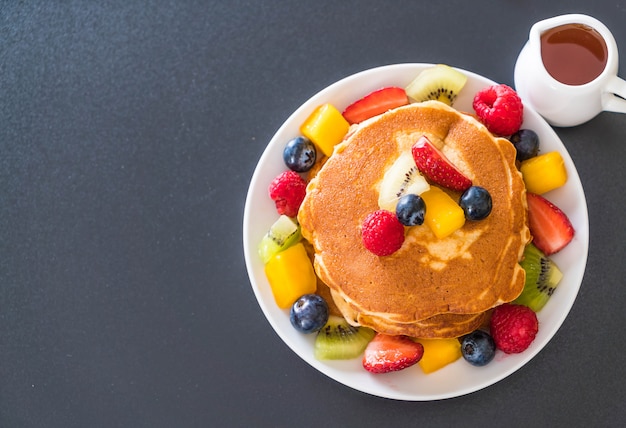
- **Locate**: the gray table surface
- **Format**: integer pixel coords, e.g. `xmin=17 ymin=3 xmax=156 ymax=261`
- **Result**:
xmin=2 ymin=1 xmax=625 ymax=427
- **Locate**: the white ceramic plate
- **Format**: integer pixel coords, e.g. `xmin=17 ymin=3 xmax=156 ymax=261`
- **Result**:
xmin=242 ymin=64 xmax=589 ymax=401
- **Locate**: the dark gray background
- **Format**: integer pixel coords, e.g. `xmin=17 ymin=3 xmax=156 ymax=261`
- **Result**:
xmin=1 ymin=1 xmax=625 ymax=427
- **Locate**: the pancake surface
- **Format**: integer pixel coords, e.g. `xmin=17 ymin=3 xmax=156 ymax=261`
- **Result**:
xmin=298 ymin=101 xmax=530 ymax=338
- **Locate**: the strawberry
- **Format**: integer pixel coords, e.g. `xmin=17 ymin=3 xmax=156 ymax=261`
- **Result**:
xmin=473 ymin=84 xmax=524 ymax=136
xmin=362 ymin=333 xmax=424 ymax=373
xmin=411 ymin=135 xmax=472 ymax=192
xmin=268 ymin=170 xmax=307 ymax=218
xmin=526 ymin=192 xmax=575 ymax=255
xmin=490 ymin=303 xmax=538 ymax=354
xmin=361 ymin=210 xmax=405 ymax=256
xmin=342 ymin=87 xmax=408 ymax=124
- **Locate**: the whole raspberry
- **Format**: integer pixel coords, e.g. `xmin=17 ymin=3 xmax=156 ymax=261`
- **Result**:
xmin=490 ymin=303 xmax=539 ymax=354
xmin=268 ymin=170 xmax=307 ymax=217
xmin=473 ymin=84 xmax=524 ymax=136
xmin=361 ymin=210 xmax=405 ymax=256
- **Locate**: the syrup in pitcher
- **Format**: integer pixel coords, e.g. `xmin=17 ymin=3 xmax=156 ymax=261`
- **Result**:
xmin=540 ymin=23 xmax=608 ymax=85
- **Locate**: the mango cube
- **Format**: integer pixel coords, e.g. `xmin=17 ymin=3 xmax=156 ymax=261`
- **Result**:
xmin=417 ymin=338 xmax=462 ymax=374
xmin=420 ymin=187 xmax=465 ymax=239
xmin=300 ymin=103 xmax=350 ymax=157
xmin=520 ymin=151 xmax=567 ymax=194
xmin=264 ymin=242 xmax=317 ymax=309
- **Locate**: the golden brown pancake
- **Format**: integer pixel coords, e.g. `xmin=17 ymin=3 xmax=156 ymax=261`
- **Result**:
xmin=298 ymin=101 xmax=530 ymax=338
xmin=331 ymin=289 xmax=487 ymax=338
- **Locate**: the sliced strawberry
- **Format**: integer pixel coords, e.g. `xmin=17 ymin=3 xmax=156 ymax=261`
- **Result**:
xmin=411 ymin=135 xmax=472 ymax=192
xmin=342 ymin=87 xmax=408 ymax=124
xmin=526 ymin=192 xmax=575 ymax=255
xmin=362 ymin=333 xmax=424 ymax=374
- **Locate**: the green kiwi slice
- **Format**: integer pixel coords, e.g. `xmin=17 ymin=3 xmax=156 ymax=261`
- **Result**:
xmin=514 ymin=243 xmax=563 ymax=312
xmin=314 ymin=316 xmax=375 ymax=360
xmin=405 ymin=64 xmax=468 ymax=105
xmin=258 ymin=215 xmax=301 ymax=264
xmin=378 ymin=151 xmax=430 ymax=212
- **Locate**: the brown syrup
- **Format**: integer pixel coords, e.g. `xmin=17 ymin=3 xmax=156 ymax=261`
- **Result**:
xmin=540 ymin=23 xmax=608 ymax=85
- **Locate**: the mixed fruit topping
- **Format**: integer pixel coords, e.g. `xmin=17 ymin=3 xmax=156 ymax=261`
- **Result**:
xmin=489 ymin=303 xmax=539 ymax=354
xmin=461 ymin=330 xmax=496 ymax=366
xmin=412 ymin=135 xmax=472 ymax=192
xmin=257 ymin=64 xmax=577 ymax=377
xmin=363 ymin=334 xmax=424 ymax=374
xmin=526 ymin=192 xmax=575 ymax=255
xmin=473 ymin=84 xmax=525 ymax=136
xmin=361 ymin=210 xmax=406 ymax=257
xmin=268 ymin=170 xmax=306 ymax=218
xmin=342 ymin=86 xmax=409 ymax=125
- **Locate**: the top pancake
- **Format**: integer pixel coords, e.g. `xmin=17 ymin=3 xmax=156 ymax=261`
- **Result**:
xmin=298 ymin=101 xmax=530 ymax=334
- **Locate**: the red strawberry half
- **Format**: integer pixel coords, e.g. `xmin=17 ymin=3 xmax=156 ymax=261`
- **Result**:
xmin=526 ymin=192 xmax=575 ymax=255
xmin=342 ymin=87 xmax=408 ymax=125
xmin=362 ymin=333 xmax=424 ymax=374
xmin=411 ymin=135 xmax=472 ymax=192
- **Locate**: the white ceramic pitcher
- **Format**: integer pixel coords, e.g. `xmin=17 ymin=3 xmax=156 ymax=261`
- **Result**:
xmin=514 ymin=14 xmax=626 ymax=127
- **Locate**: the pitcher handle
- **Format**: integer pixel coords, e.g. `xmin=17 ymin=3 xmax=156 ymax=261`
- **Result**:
xmin=603 ymin=75 xmax=626 ymax=114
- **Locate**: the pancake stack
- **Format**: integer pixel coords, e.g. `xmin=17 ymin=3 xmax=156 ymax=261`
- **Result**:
xmin=298 ymin=101 xmax=531 ymax=338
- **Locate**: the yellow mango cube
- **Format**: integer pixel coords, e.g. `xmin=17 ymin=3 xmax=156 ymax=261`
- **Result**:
xmin=420 ymin=187 xmax=465 ymax=239
xmin=520 ymin=151 xmax=568 ymax=194
xmin=300 ymin=103 xmax=350 ymax=157
xmin=264 ymin=242 xmax=317 ymax=309
xmin=417 ymin=338 xmax=462 ymax=374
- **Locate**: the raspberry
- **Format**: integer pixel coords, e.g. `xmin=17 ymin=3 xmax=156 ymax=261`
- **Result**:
xmin=361 ymin=210 xmax=405 ymax=256
xmin=490 ymin=303 xmax=539 ymax=354
xmin=472 ymin=84 xmax=524 ymax=136
xmin=268 ymin=170 xmax=307 ymax=217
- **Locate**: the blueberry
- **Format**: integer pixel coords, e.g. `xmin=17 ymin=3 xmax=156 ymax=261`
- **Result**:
xmin=461 ymin=330 xmax=496 ymax=366
xmin=509 ymin=129 xmax=539 ymax=161
xmin=290 ymin=294 xmax=329 ymax=334
xmin=395 ymin=194 xmax=426 ymax=226
xmin=459 ymin=186 xmax=492 ymax=220
xmin=283 ymin=136 xmax=317 ymax=172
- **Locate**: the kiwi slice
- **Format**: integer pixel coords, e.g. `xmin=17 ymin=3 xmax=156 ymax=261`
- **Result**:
xmin=378 ymin=151 xmax=430 ymax=212
xmin=314 ymin=316 xmax=375 ymax=360
xmin=258 ymin=215 xmax=301 ymax=264
xmin=514 ymin=243 xmax=563 ymax=311
xmin=405 ymin=64 xmax=468 ymax=105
